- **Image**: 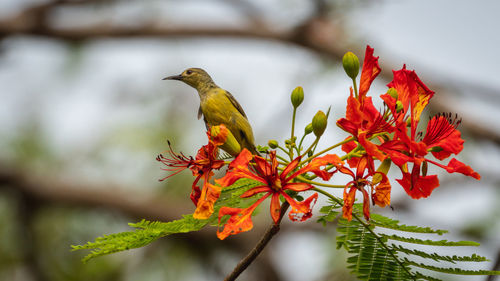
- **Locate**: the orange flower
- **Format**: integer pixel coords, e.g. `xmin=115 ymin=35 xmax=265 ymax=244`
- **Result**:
xmin=157 ymin=125 xmax=228 ymax=219
xmin=216 ymin=149 xmax=342 ymax=240
xmin=339 ymin=155 xmax=391 ymax=221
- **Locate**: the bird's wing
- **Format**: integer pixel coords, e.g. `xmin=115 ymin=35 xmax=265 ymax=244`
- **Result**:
xmin=224 ymin=90 xmax=248 ymax=119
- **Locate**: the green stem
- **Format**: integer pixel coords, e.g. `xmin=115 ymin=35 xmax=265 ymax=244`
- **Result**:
xmin=297 ymin=134 xmax=306 ymax=153
xmin=276 ymin=154 xmax=289 ymax=164
xmin=299 ymin=136 xmax=354 ymax=166
xmin=289 ymin=107 xmax=297 ymax=160
xmin=296 ymin=176 xmax=344 ymax=188
xmin=352 ymin=78 xmax=358 ymax=99
xmin=277 ymin=145 xmax=289 ymax=156
xmin=300 ymin=137 xmax=319 ymax=159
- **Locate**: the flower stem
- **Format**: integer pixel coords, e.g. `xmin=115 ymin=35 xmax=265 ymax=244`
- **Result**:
xmin=297 ymin=134 xmax=306 ymax=154
xmin=352 ymin=78 xmax=358 ymax=99
xmin=275 ymin=154 xmax=290 ymax=164
xmin=299 ymin=136 xmax=354 ymax=166
xmin=296 ymin=176 xmax=345 ymax=188
xmin=224 ymin=202 xmax=290 ymax=281
xmin=289 ymin=107 xmax=297 ymax=160
xmin=300 ymin=137 xmax=319 ymax=160
xmin=277 ymin=145 xmax=290 ymax=156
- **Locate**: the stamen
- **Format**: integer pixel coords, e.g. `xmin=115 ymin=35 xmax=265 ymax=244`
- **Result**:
xmin=368 ymin=107 xmax=395 ymax=136
xmin=422 ymin=112 xmax=461 ymax=145
xmin=156 ymin=141 xmax=197 ymax=180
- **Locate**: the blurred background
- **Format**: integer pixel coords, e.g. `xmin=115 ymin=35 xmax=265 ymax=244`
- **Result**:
xmin=0 ymin=0 xmax=499 ymax=280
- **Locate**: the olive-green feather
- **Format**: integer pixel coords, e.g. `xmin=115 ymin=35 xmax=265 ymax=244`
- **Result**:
xmin=164 ymin=67 xmax=258 ymax=156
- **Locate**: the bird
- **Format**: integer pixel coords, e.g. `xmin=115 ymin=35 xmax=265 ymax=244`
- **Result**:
xmin=163 ymin=67 xmax=259 ymax=156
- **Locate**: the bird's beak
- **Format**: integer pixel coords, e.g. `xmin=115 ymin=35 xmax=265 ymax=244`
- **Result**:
xmin=162 ymin=74 xmax=183 ymax=81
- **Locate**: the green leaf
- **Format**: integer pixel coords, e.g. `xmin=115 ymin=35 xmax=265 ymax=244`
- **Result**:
xmin=72 ymin=178 xmax=261 ymax=262
xmin=382 ymin=234 xmax=480 ymax=246
xmin=316 ymin=199 xmax=341 ymax=226
xmin=71 ymin=215 xmax=208 ymax=263
xmin=406 ymin=260 xmax=500 ymax=275
xmin=334 ymin=208 xmax=499 ymax=281
xmin=392 ymin=245 xmax=489 ymax=263
xmin=336 ymin=217 xmax=415 ymax=280
xmin=370 ymin=213 xmax=447 ymax=235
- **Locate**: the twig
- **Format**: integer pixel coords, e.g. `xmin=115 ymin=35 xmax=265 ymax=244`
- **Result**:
xmin=224 ymin=202 xmax=290 ymax=281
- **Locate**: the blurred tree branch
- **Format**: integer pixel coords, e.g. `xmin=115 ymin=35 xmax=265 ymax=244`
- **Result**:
xmin=2 ymin=0 xmax=499 ymax=146
xmin=0 ymin=165 xmax=191 ymax=222
xmin=0 ymin=165 xmax=286 ymax=280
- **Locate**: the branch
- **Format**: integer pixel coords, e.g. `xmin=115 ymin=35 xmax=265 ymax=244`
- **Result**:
xmin=224 ymin=202 xmax=290 ymax=281
xmin=0 ymin=165 xmax=192 ymax=222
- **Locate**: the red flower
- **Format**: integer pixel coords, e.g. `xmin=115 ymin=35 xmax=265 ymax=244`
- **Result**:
xmin=339 ymin=155 xmax=391 ymax=221
xmin=337 ymin=46 xmax=393 ymax=163
xmin=379 ymin=68 xmax=480 ymax=199
xmin=216 ymin=149 xmax=342 ymax=240
xmin=359 ymin=45 xmax=381 ymax=101
xmin=157 ymin=125 xmax=228 ymax=219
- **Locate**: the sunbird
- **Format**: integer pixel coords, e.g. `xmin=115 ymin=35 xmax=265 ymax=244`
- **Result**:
xmin=163 ymin=68 xmax=259 ymax=156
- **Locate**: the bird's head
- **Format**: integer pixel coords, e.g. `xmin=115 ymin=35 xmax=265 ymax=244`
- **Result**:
xmin=163 ymin=68 xmax=215 ymax=91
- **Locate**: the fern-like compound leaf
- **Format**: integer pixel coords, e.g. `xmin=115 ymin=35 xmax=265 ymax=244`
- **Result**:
xmin=72 ymin=178 xmax=260 ymax=262
xmin=326 ymin=203 xmax=499 ymax=280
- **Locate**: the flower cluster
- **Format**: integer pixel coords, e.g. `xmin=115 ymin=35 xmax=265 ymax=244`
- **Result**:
xmin=337 ymin=46 xmax=480 ymax=219
xmin=158 ymin=45 xmax=480 ymax=239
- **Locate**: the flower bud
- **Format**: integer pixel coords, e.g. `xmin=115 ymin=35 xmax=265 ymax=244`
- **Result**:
xmin=387 ymin=88 xmax=398 ymax=99
xmin=268 ymin=140 xmax=279 ymax=149
xmin=312 ymin=110 xmax=328 ymax=137
xmin=396 ymin=101 xmax=404 ymax=113
xmin=291 ymin=86 xmax=304 ymax=108
xmin=211 ymin=125 xmax=241 ymax=156
xmin=304 ymin=123 xmax=313 ymax=135
xmin=342 ymin=51 xmax=360 ymax=79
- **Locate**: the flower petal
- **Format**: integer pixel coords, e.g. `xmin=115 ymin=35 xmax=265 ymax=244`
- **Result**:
xmin=361 ymin=188 xmax=371 ymax=221
xmin=358 ymin=132 xmax=386 ymax=161
xmin=270 ymin=192 xmax=281 ymax=224
xmin=344 ymin=92 xmax=363 ymax=125
xmin=429 ymin=158 xmax=481 ymax=180
xmin=342 ymin=187 xmax=357 ymax=221
xmin=216 ymin=194 xmax=269 ymax=240
xmin=281 ymin=191 xmax=310 ymax=215
xmin=372 ymin=173 xmax=392 ymax=207
xmin=288 ymin=193 xmax=318 ymax=222
xmin=397 ymin=172 xmax=439 ymax=199
xmin=253 ymin=153 xmax=273 ymax=177
xmin=240 ymin=186 xmax=271 ymax=198
xmin=216 ymin=165 xmax=267 ymax=187
xmin=190 ymin=174 xmax=203 ymax=206
xmin=290 ymin=154 xmax=344 ymax=181
xmin=209 ymin=124 xmax=229 ymax=146
xmin=228 ymin=148 xmax=253 ymax=170
xmin=387 ymin=65 xmax=434 ymax=126
xmin=359 ymin=45 xmax=381 ymax=100
xmin=193 ymin=182 xmax=222 ymax=219
xmin=281 ymin=156 xmax=301 ymax=180
xmin=283 ymin=182 xmax=313 ymax=192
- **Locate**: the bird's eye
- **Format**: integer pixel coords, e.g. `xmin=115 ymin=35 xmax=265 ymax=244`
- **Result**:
xmin=186 ymin=70 xmax=193 ymax=75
